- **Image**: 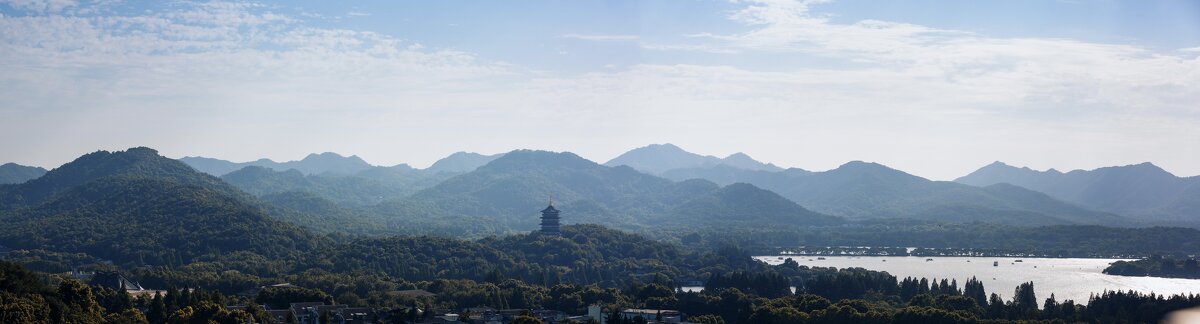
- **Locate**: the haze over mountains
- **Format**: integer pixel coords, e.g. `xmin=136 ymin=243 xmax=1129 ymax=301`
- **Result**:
xmin=1 ymin=144 xmax=1193 ymax=241
xmin=957 ymin=161 xmax=1200 ymax=226
xmin=0 ymin=163 xmax=47 ymax=184
xmin=182 ymin=151 xmax=503 ymax=207
xmin=389 ymin=150 xmax=840 ymax=231
xmin=605 ymin=143 xmax=783 ymax=174
xmin=181 ymin=151 xmax=503 ymax=177
xmin=181 ymin=153 xmax=375 ymax=176
xmin=608 ymin=144 xmax=1127 ymax=226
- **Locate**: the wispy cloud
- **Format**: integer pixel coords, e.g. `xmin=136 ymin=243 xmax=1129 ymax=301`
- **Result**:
xmin=0 ymin=0 xmax=1196 ymax=179
xmin=1 ymin=0 xmax=76 ymax=13
xmin=666 ymin=0 xmax=1200 ymax=119
xmin=557 ymin=33 xmax=639 ymax=41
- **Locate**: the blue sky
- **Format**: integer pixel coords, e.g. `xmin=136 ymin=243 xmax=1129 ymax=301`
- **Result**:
xmin=1 ymin=0 xmax=1198 ymax=180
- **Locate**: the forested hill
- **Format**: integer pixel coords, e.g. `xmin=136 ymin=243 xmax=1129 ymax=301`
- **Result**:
xmin=0 ymin=162 xmax=46 ymax=184
xmin=385 ymin=150 xmax=841 ymax=231
xmin=0 ymin=147 xmax=243 ymax=208
xmin=0 ymin=147 xmax=327 ymax=266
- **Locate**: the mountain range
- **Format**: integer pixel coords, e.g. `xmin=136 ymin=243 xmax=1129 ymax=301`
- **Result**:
xmin=4 ymin=144 xmax=1192 ymax=241
xmin=181 ymin=151 xmax=501 ymax=177
xmin=182 ymin=151 xmax=501 ymax=208
xmin=956 ymin=161 xmax=1200 ymax=225
xmin=219 ymin=164 xmax=455 ymax=206
xmin=380 ymin=150 xmax=841 ymax=232
xmin=655 ymin=160 xmax=1125 ymax=226
xmin=180 ymin=152 xmax=375 ymax=176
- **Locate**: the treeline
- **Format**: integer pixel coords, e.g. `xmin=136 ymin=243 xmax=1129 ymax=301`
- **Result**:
xmin=7 ymin=225 xmax=757 ymax=297
xmin=679 ymin=221 xmax=1200 ymax=257
xmin=9 ymin=257 xmax=1200 ymax=324
xmin=1105 ymin=255 xmax=1200 ymax=279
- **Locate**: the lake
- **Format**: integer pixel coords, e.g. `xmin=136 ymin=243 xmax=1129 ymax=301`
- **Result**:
xmin=734 ymin=256 xmax=1200 ymax=303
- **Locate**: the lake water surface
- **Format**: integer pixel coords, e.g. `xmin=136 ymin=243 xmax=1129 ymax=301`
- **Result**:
xmin=745 ymin=256 xmax=1200 ymax=303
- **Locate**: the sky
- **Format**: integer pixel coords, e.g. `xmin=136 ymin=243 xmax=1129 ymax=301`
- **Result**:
xmin=1 ymin=0 xmax=1198 ymax=180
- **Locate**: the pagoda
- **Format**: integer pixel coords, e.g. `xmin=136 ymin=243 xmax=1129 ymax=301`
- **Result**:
xmin=540 ymin=198 xmax=561 ymax=236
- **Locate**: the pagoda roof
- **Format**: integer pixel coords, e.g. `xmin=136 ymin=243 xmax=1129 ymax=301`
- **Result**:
xmin=541 ymin=205 xmax=559 ymax=213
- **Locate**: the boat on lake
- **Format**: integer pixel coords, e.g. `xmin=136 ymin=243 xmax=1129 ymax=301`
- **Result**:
xmin=993 ymin=261 xmax=999 ymax=266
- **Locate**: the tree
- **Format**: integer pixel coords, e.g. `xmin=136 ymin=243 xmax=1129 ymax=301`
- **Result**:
xmin=1013 ymin=282 xmax=1038 ymax=312
xmin=320 ymin=310 xmax=332 ymax=324
xmin=166 ymin=306 xmax=194 ymax=324
xmin=963 ymin=277 xmax=987 ymax=308
xmin=148 ymin=292 xmax=167 ymax=324
xmin=57 ymin=279 xmax=104 ymax=323
xmin=746 ymin=305 xmax=809 ymax=324
xmin=986 ymin=293 xmax=1006 ymax=319
xmin=0 ymin=292 xmax=51 ymax=324
xmin=688 ymin=314 xmax=726 ymax=324
xmin=1041 ymin=294 xmax=1059 ymax=319
xmin=511 ymin=315 xmax=544 ymax=324
xmin=104 ymin=308 xmax=150 ymax=324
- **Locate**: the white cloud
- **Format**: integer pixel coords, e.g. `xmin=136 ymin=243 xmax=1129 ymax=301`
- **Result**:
xmin=0 ymin=0 xmax=1196 ymax=180
xmin=665 ymin=0 xmax=1200 ymax=121
xmin=641 ymin=42 xmax=740 ymax=54
xmin=557 ymin=33 xmax=639 ymax=41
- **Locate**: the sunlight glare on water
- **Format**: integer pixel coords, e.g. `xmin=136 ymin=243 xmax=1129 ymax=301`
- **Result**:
xmin=753 ymin=256 xmax=1200 ymax=302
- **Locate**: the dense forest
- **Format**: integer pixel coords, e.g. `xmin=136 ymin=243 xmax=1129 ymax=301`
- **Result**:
xmin=6 ymin=249 xmax=1200 ymax=323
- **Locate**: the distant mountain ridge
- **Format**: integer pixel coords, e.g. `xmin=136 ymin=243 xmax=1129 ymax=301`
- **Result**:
xmin=956 ymin=161 xmax=1200 ymax=224
xmin=220 ymin=164 xmax=455 ymax=206
xmin=426 ymin=152 xmax=503 ymax=173
xmin=632 ymin=145 xmax=1127 ymax=226
xmin=385 ymin=149 xmax=841 ymax=231
xmin=605 ymin=143 xmax=782 ymax=175
xmin=0 ymin=163 xmax=47 ymax=184
xmin=181 ymin=151 xmax=501 ymax=177
xmin=180 ymin=152 xmax=374 ymax=176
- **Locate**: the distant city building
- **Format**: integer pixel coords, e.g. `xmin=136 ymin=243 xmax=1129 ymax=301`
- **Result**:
xmin=540 ymin=199 xmax=561 ymax=236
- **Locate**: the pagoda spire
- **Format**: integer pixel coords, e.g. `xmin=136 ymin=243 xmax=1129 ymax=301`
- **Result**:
xmin=539 ymin=197 xmax=561 ymax=236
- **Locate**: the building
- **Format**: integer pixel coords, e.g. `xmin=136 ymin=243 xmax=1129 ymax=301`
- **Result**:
xmin=89 ymin=271 xmax=165 ymax=298
xmin=618 ymin=309 xmax=683 ymax=323
xmin=540 ymin=199 xmax=561 ymax=236
xmin=285 ymin=302 xmax=377 ymax=324
xmin=587 ymin=305 xmax=685 ymax=324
